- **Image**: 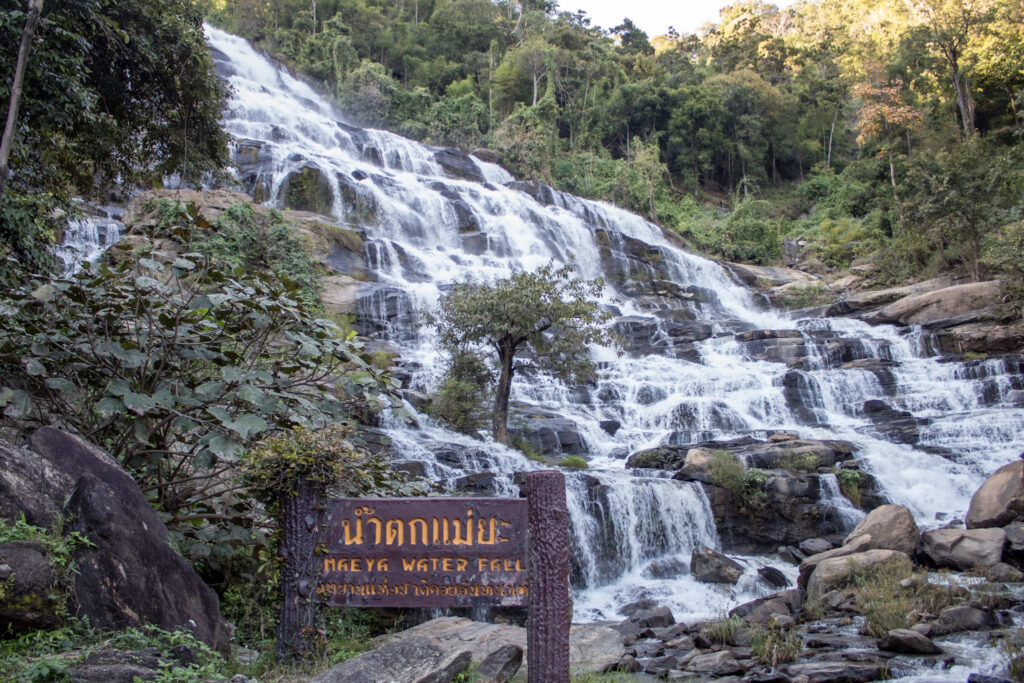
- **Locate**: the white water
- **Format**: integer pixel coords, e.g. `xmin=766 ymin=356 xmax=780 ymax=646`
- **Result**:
xmin=56 ymin=208 xmax=123 ymax=275
xmin=206 ymin=25 xmax=1024 ymax=624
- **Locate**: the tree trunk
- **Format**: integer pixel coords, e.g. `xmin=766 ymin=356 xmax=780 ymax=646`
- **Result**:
xmin=0 ymin=0 xmax=44 ymax=196
xmin=276 ymin=478 xmax=320 ymax=660
xmin=492 ymin=339 xmax=515 ymax=445
xmin=826 ymin=107 xmax=838 ymax=169
xmin=950 ymin=65 xmax=974 ymax=135
xmin=532 ymin=74 xmax=539 ymax=107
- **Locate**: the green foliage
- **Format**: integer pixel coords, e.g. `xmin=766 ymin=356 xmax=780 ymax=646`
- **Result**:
xmin=709 ymin=450 xmax=769 ymax=507
xmin=708 ymin=450 xmax=746 ymax=493
xmin=773 ymin=284 xmax=834 ymax=311
xmin=0 ymin=620 xmax=226 ymax=683
xmin=427 ymin=350 xmax=492 ymax=436
xmin=837 ymin=560 xmax=966 ymax=637
xmin=751 ymin=619 xmax=802 ymax=667
xmin=427 ymin=264 xmax=607 ymax=442
xmin=0 ymin=515 xmax=93 ymax=618
xmin=0 ymin=222 xmax=399 ymax=566
xmin=557 ymin=456 xmax=589 ymax=469
xmin=0 ymin=0 xmax=228 ymax=274
xmin=243 ymin=424 xmax=414 ymax=509
xmin=703 ymin=614 xmax=745 ymax=645
xmin=835 ymin=468 xmax=866 ymax=507
xmin=779 ymin=451 xmax=820 ymax=473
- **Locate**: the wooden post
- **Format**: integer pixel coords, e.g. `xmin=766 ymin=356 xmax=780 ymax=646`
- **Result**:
xmin=526 ymin=470 xmax=570 ymax=683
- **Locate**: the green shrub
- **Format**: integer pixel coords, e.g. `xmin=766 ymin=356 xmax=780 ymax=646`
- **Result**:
xmin=558 ymin=456 xmax=589 ymax=469
xmin=709 ymin=450 xmax=746 ymax=492
xmin=0 ymin=229 xmax=399 ymax=568
xmin=835 ymin=468 xmax=866 ymax=507
xmin=779 ymin=451 xmax=820 ymax=472
xmin=709 ymin=450 xmax=768 ymax=507
xmin=0 ymin=515 xmax=93 ymax=618
xmin=427 ymin=350 xmax=492 ymax=436
xmin=837 ymin=559 xmax=965 ymax=637
xmin=774 ymin=285 xmax=834 ymax=311
xmin=704 ymin=614 xmax=745 ymax=645
xmin=751 ymin=619 xmax=802 ymax=666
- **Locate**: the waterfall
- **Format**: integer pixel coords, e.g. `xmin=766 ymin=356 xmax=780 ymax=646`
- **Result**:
xmin=205 ymin=25 xmax=1024 ymax=621
xmin=55 ymin=209 xmax=124 ymax=275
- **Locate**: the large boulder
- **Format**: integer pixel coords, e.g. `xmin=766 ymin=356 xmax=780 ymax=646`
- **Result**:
xmin=311 ymin=636 xmax=471 ymax=683
xmin=378 ymin=616 xmax=624 ymax=677
xmin=691 ymin=546 xmax=744 ymax=584
xmin=805 ymin=549 xmax=912 ymax=599
xmin=861 ymin=280 xmax=1004 ymax=327
xmin=0 ymin=542 xmax=63 ymax=632
xmin=919 ymin=527 xmax=1006 ymax=570
xmin=967 ymin=460 xmax=1024 ymax=529
xmin=0 ymin=428 xmax=230 ymax=650
xmin=279 ymin=165 xmax=334 ymax=215
xmin=844 ymin=504 xmax=919 ymax=555
xmin=797 ymin=534 xmax=874 ymax=589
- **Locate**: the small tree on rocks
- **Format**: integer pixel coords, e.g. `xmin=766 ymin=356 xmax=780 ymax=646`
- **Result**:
xmin=427 ymin=264 xmax=607 ymax=444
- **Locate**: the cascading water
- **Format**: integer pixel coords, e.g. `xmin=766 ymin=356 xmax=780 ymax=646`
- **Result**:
xmin=55 ymin=207 xmax=124 ymax=275
xmin=205 ymin=26 xmax=1024 ymax=623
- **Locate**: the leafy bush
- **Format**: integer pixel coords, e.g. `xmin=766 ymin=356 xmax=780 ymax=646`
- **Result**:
xmin=0 ymin=515 xmax=93 ymax=618
xmin=835 ymin=468 xmax=866 ymax=507
xmin=0 ymin=242 xmax=399 ymax=567
xmin=703 ymin=614 xmax=745 ymax=645
xmin=557 ymin=456 xmax=589 ymax=469
xmin=243 ymin=425 xmax=416 ymax=511
xmin=837 ymin=559 xmax=965 ymax=637
xmin=0 ymin=620 xmax=226 ymax=683
xmin=709 ymin=450 xmax=769 ymax=506
xmin=427 ymin=350 xmax=492 ymax=436
xmin=779 ymin=451 xmax=820 ymax=472
xmin=751 ymin=619 xmax=802 ymax=666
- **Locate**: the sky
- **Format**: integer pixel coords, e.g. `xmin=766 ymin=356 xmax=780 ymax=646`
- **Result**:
xmin=560 ymin=1 xmax=796 ymax=37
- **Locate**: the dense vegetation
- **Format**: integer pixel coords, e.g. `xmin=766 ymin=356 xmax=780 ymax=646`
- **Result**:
xmin=208 ymin=0 xmax=1024 ymax=280
xmin=0 ymin=0 xmax=228 ymax=280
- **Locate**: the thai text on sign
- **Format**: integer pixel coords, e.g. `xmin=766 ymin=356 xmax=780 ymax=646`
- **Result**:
xmin=318 ymin=497 xmax=528 ymax=608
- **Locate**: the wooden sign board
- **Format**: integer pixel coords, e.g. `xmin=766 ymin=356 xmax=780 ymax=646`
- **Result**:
xmin=318 ymin=497 xmax=528 ymax=608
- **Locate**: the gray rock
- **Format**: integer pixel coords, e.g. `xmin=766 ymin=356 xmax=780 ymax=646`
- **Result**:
xmin=967 ymin=460 xmax=1024 ymax=529
xmin=806 ymin=549 xmax=912 ymax=599
xmin=844 ymin=504 xmax=920 ymax=556
xmin=435 ymin=148 xmax=484 ymax=182
xmin=619 ymin=599 xmax=659 ymax=617
xmin=630 ymin=606 xmax=676 ymax=628
xmin=930 ymin=605 xmax=995 ymax=636
xmin=919 ymin=527 xmax=1006 ymax=569
xmin=785 ymin=661 xmax=887 ymax=683
xmin=988 ymin=562 xmax=1024 ymax=582
xmin=0 ymin=541 xmax=62 ymax=632
xmin=475 ymin=644 xmax=522 ymax=683
xmin=800 ymin=538 xmax=834 ymax=555
xmin=691 ymin=546 xmax=744 ymax=584
xmin=1 ymin=429 xmax=230 ymax=651
xmin=758 ymin=566 xmax=790 ymax=588
xmin=685 ymin=651 xmax=743 ymax=675
xmin=310 ymin=636 xmax=471 ymax=683
xmin=877 ymin=628 xmax=942 ymax=654
xmin=730 ymin=589 xmax=802 ymax=624
xmin=568 ymin=623 xmax=626 ymax=675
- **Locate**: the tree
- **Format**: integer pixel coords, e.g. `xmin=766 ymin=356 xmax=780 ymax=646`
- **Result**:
xmin=909 ymin=0 xmax=994 ymax=135
xmin=0 ymin=0 xmax=43 ymax=195
xmin=428 ymin=265 xmax=607 ymax=445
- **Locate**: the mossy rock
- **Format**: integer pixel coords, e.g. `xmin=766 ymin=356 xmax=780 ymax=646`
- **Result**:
xmin=0 ymin=541 xmax=64 ymax=633
xmin=279 ymin=166 xmax=334 ymax=216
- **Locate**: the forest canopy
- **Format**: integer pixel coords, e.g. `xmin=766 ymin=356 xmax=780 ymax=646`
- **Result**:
xmin=207 ymin=0 xmax=1024 ymax=280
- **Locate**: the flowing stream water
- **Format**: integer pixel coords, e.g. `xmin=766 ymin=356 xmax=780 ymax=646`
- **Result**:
xmin=205 ymin=26 xmax=1024 ymax=628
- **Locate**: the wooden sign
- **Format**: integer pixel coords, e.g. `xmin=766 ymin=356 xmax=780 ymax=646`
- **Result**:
xmin=317 ymin=470 xmax=570 ymax=683
xmin=318 ymin=497 xmax=528 ymax=608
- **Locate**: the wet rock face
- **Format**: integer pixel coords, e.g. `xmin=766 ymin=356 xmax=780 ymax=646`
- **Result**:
xmin=0 ymin=429 xmax=230 ymax=651
xmin=279 ymin=165 xmax=334 ymax=215
xmin=434 ymin=148 xmax=484 ymax=182
xmin=626 ymin=436 xmax=880 ymax=553
xmin=507 ymin=406 xmax=587 ymax=457
xmin=967 ymin=459 xmax=1024 ymax=529
xmin=690 ymin=546 xmax=744 ymax=584
xmin=0 ymin=542 xmax=63 ymax=632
